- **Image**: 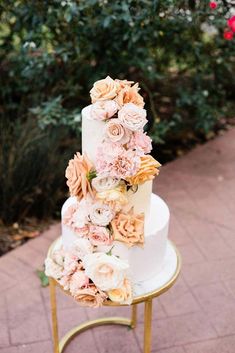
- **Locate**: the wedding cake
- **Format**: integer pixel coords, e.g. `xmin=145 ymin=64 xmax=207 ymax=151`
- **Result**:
xmin=45 ymin=76 xmax=170 ymax=307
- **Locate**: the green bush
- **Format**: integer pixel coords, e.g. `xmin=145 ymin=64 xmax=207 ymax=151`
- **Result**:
xmin=0 ymin=0 xmax=234 ymax=224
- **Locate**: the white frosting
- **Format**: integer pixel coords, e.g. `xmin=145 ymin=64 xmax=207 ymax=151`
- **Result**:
xmin=82 ymin=105 xmax=152 ymax=223
xmin=61 ymin=193 xmax=169 ymax=283
xmin=61 ymin=103 xmax=170 ymax=284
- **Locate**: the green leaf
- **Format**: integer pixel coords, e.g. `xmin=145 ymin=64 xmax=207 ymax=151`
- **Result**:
xmin=36 ymin=269 xmax=49 ymax=287
xmin=87 ymin=169 xmax=97 ymax=181
xmin=106 ymin=246 xmax=114 ymax=256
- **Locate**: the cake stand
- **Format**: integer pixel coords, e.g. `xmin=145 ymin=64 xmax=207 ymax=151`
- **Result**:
xmin=47 ymin=237 xmax=181 ymax=353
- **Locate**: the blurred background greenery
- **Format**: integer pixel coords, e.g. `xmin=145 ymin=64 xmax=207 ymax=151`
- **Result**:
xmin=0 ymin=1 xmax=234 ymax=248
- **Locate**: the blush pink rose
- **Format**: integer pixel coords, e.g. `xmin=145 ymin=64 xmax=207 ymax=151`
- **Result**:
xmin=90 ymin=100 xmax=118 ymax=120
xmin=105 ymin=118 xmax=130 ymax=144
xmin=128 ymin=131 xmax=152 ymax=155
xmin=88 ymin=225 xmax=113 ymax=246
xmin=63 ymin=253 xmax=79 ymax=276
xmin=118 ymin=103 xmax=147 ymax=131
xmin=69 ymin=271 xmax=90 ymax=296
xmin=62 ymin=203 xmax=89 ymax=237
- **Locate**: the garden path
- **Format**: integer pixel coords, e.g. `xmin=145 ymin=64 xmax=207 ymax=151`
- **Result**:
xmin=1 ymin=127 xmax=235 ymax=353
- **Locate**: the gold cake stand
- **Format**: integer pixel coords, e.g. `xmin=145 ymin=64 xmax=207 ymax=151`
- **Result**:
xmin=47 ymin=238 xmax=181 ymax=353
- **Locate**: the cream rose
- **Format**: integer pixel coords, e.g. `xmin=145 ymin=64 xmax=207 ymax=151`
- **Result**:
xmin=90 ymin=76 xmax=118 ymax=103
xmin=108 ymin=278 xmax=133 ymax=305
xmin=90 ymin=100 xmax=118 ymax=120
xmin=105 ymin=118 xmax=130 ymax=144
xmin=96 ymin=182 xmax=128 ymax=212
xmin=118 ymin=103 xmax=147 ymax=131
xmin=92 ymin=175 xmax=120 ymax=192
xmin=89 ymin=202 xmax=114 ymax=226
xmin=83 ymin=252 xmax=129 ymax=291
xmin=88 ymin=225 xmax=112 ymax=246
xmin=74 ymin=284 xmax=107 ymax=308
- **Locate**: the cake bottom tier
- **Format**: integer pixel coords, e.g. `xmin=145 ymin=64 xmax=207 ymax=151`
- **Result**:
xmin=62 ymin=193 xmax=170 ymax=284
xmin=110 ymin=193 xmax=169 ymax=283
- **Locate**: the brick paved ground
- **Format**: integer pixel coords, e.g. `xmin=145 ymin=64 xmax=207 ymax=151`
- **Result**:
xmin=0 ymin=128 xmax=235 ymax=353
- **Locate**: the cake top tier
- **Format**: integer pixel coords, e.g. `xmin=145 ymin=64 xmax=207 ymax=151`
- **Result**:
xmin=65 ymin=76 xmax=161 ymax=200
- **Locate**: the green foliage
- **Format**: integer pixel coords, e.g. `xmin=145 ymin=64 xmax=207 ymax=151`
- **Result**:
xmin=36 ymin=268 xmax=49 ymax=287
xmin=0 ymin=0 xmax=234 ymax=224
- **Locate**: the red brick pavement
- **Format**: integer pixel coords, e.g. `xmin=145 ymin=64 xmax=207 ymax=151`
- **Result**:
xmin=0 ymin=128 xmax=235 ymax=353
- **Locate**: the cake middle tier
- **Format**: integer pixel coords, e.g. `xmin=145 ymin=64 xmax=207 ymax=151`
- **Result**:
xmin=81 ymin=104 xmax=152 ymax=222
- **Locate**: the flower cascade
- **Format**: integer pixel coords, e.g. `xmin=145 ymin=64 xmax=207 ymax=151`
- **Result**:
xmin=45 ymin=76 xmax=161 ymax=307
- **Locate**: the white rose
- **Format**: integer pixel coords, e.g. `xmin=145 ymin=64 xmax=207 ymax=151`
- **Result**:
xmin=83 ymin=252 xmax=129 ymax=291
xmin=71 ymin=238 xmax=93 ymax=260
xmin=89 ymin=202 xmax=114 ymax=226
xmin=90 ymin=100 xmax=118 ymax=120
xmin=92 ymin=175 xmax=120 ymax=192
xmin=118 ymin=103 xmax=147 ymax=131
xmin=45 ymin=257 xmax=63 ymax=279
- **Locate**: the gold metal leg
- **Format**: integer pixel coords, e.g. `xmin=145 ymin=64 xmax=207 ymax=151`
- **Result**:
xmin=49 ymin=278 xmax=59 ymax=353
xmin=144 ymin=299 xmax=153 ymax=353
xmin=131 ymin=304 xmax=137 ymax=328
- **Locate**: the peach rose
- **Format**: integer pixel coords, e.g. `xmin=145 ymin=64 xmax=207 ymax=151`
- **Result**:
xmin=90 ymin=76 xmax=118 ymax=103
xmin=88 ymin=225 xmax=113 ymax=246
xmin=115 ymin=79 xmax=134 ymax=92
xmin=108 ymin=278 xmax=133 ymax=305
xmin=65 ymin=152 xmax=94 ymax=201
xmin=74 ymin=284 xmax=107 ymax=308
xmin=118 ymin=103 xmax=147 ymax=131
xmin=126 ymin=155 xmax=161 ymax=185
xmin=83 ymin=252 xmax=129 ymax=291
xmin=111 ymin=208 xmax=144 ymax=247
xmin=116 ymin=83 xmax=144 ymax=108
xmin=105 ymin=118 xmax=130 ymax=144
xmin=90 ymin=100 xmax=118 ymax=120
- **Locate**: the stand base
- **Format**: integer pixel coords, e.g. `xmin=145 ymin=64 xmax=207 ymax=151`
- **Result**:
xmin=48 ymin=240 xmax=181 ymax=353
xmin=59 ymin=316 xmax=134 ymax=352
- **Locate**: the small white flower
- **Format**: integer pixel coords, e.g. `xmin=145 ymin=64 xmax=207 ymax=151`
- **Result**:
xmin=92 ymin=175 xmax=120 ymax=192
xmin=71 ymin=238 xmax=93 ymax=260
xmin=89 ymin=202 xmax=114 ymax=226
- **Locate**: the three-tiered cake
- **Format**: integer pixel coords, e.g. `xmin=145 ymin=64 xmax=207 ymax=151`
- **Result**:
xmin=45 ymin=77 xmax=170 ymax=307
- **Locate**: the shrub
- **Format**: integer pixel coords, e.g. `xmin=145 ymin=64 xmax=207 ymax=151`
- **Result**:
xmin=0 ymin=0 xmax=234 ymax=224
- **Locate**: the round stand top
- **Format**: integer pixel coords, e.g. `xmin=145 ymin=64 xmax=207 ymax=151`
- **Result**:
xmin=47 ymin=237 xmax=181 ymax=305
